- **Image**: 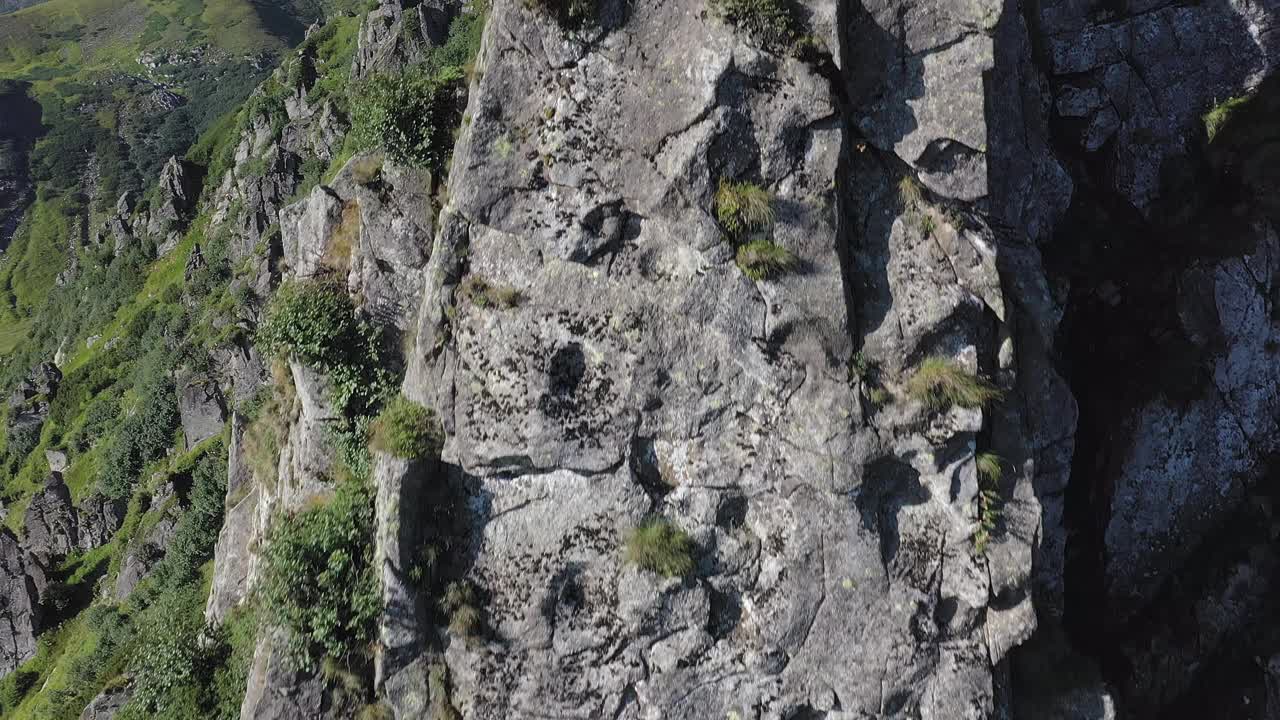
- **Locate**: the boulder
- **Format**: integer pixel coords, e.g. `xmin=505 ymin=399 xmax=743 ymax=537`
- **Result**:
xmin=78 ymin=682 xmax=132 ymax=720
xmin=23 ymin=474 xmax=78 ymax=565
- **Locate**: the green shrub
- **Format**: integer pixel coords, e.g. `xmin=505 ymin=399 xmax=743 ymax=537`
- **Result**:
xmin=624 ymin=518 xmax=695 ymax=577
xmin=714 ymin=179 xmax=773 ymax=236
xmin=256 ymin=280 xmax=396 ymax=420
xmin=125 ymin=586 xmax=213 ymax=717
xmin=735 ymin=239 xmax=797 ymax=281
xmin=905 ymin=356 xmax=1001 ymax=411
xmin=918 ymin=213 xmax=937 ymax=237
xmin=100 ymin=372 xmax=180 ymax=500
xmin=1204 ymin=94 xmax=1251 ymax=142
xmin=260 ymin=477 xmax=380 ymax=667
xmin=348 ymin=66 xmax=462 ymax=169
xmin=456 ymin=275 xmax=522 ymax=309
xmin=151 ymin=449 xmax=227 ymax=592
xmin=370 ymin=396 xmax=442 ymax=459
xmin=709 ymin=0 xmax=800 ymax=52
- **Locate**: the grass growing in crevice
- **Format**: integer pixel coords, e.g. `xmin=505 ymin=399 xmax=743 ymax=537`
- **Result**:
xmin=905 ymin=356 xmax=1001 ymax=411
xmin=709 ymin=0 xmax=802 ymax=53
xmin=715 ymin=179 xmax=774 ymax=237
xmin=735 ymin=239 xmax=797 ymax=281
xmin=1204 ymin=94 xmax=1251 ymax=143
xmin=456 ymin=275 xmax=522 ymax=309
xmin=974 ymin=452 xmax=1004 ymax=555
xmin=624 ymin=517 xmax=695 ymax=578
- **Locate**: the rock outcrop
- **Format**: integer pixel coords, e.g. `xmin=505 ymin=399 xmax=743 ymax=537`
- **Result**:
xmin=364 ymin=0 xmax=1040 ymax=716
xmin=78 ymin=682 xmax=132 ymax=720
xmin=187 ymin=0 xmax=1280 ymax=716
xmin=0 ymin=529 xmax=42 ymax=676
xmin=146 ymin=156 xmax=198 ymax=255
xmin=176 ymin=369 xmax=227 ymax=450
xmin=23 ymin=474 xmax=78 ymax=565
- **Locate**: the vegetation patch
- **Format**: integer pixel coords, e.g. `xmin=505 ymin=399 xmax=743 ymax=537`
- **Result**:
xmin=735 ymin=239 xmax=797 ymax=281
xmin=709 ymin=0 xmax=801 ymax=53
xmin=624 ymin=517 xmax=695 ymax=578
xmin=905 ymin=356 xmax=1001 ymax=411
xmin=974 ymin=452 xmax=1004 ymax=555
xmin=715 ymin=179 xmax=774 ymax=237
xmin=370 ymin=396 xmax=443 ymax=460
xmin=457 ymin=275 xmax=522 ymax=309
xmin=1203 ymin=94 xmax=1251 ymax=142
xmin=260 ymin=477 xmax=379 ymax=668
xmin=349 ymin=66 xmax=462 ymax=169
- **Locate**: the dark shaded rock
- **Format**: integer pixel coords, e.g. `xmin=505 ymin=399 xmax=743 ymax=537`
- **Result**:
xmin=77 ymin=493 xmax=126 ymax=552
xmin=23 ymin=474 xmax=77 ymax=565
xmin=0 ymin=529 xmax=41 ymax=677
xmin=0 ymin=80 xmax=42 ymax=252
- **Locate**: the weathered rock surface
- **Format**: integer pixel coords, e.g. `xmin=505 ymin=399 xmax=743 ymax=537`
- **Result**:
xmin=147 ymin=156 xmax=197 ymax=255
xmin=0 ymin=529 xmax=42 ymax=676
xmin=77 ymin=492 xmax=125 ymax=552
xmin=78 ymin=683 xmax=133 ymax=720
xmin=114 ymin=491 xmax=181 ymax=601
xmin=190 ymin=0 xmax=1280 ymax=715
xmin=23 ymin=474 xmax=78 ymax=565
xmin=377 ymin=0 xmax=1029 ymax=716
xmin=176 ymin=369 xmax=227 ymax=450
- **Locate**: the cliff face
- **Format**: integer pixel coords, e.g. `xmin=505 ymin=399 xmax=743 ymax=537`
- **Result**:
xmin=1 ymin=0 xmax=1278 ymax=715
xmin=202 ymin=0 xmax=1280 ymax=716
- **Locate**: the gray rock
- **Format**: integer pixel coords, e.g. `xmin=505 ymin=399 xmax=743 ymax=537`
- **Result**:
xmin=23 ymin=474 xmax=78 ymax=565
xmin=44 ymin=448 xmax=67 ymax=473
xmin=353 ymin=0 xmax=460 ymax=80
xmin=0 ymin=529 xmax=41 ymax=677
xmin=384 ymin=0 xmax=1019 ymax=716
xmin=147 ymin=156 xmax=197 ymax=254
xmin=176 ymin=369 xmax=227 ymax=450
xmin=114 ymin=507 xmax=179 ymax=601
xmin=78 ymin=682 xmax=132 ymax=720
xmin=240 ymin=631 xmax=346 ymax=720
xmin=77 ymin=493 xmax=125 ymax=552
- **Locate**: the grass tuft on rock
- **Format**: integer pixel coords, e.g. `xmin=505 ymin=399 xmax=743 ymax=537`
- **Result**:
xmin=370 ymin=396 xmax=443 ymax=460
xmin=735 ymin=239 xmax=798 ymax=281
xmin=1203 ymin=94 xmax=1251 ymax=142
xmin=624 ymin=517 xmax=695 ymax=577
xmin=715 ymin=179 xmax=774 ymax=236
xmin=457 ymin=275 xmax=522 ymax=309
xmin=906 ymin=356 xmax=1001 ymax=411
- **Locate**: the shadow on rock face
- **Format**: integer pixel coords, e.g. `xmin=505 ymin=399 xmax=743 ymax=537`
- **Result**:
xmin=855 ymin=455 xmax=928 ymax=569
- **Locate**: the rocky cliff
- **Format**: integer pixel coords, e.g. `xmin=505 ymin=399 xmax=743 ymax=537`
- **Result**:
xmin=0 ymin=0 xmax=1278 ymax=716
xmin=184 ymin=0 xmax=1280 ymax=715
